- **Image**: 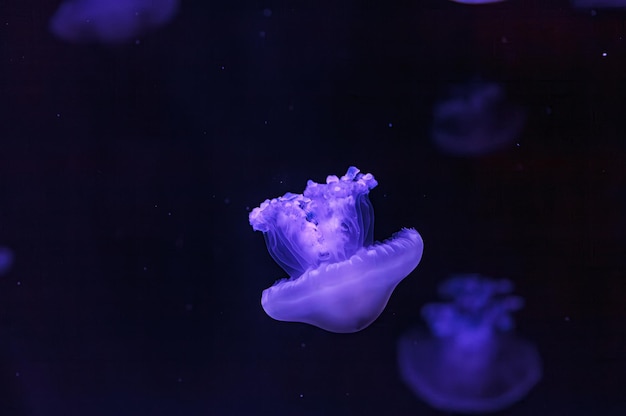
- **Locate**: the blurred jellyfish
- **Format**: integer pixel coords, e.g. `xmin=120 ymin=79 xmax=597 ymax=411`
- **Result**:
xmin=49 ymin=0 xmax=179 ymax=44
xmin=432 ymin=81 xmax=526 ymax=156
xmin=0 ymin=246 xmax=14 ymax=275
xmin=249 ymin=166 xmax=424 ymax=333
xmin=571 ymin=0 xmax=626 ymax=8
xmin=397 ymin=274 xmax=541 ymax=413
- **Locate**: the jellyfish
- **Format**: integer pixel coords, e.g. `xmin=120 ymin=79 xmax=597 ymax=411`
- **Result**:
xmin=0 ymin=246 xmax=13 ymax=275
xmin=431 ymin=81 xmax=526 ymax=156
xmin=397 ymin=274 xmax=541 ymax=413
xmin=49 ymin=0 xmax=179 ymax=44
xmin=249 ymin=166 xmax=424 ymax=333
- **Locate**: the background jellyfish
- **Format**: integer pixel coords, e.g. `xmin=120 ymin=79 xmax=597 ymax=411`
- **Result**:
xmin=0 ymin=246 xmax=14 ymax=275
xmin=397 ymin=274 xmax=541 ymax=413
xmin=249 ymin=166 xmax=424 ymax=333
xmin=431 ymin=81 xmax=526 ymax=156
xmin=49 ymin=0 xmax=179 ymax=44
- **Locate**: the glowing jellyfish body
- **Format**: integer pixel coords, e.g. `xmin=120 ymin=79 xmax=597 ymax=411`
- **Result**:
xmin=49 ymin=0 xmax=179 ymax=44
xmin=398 ymin=274 xmax=541 ymax=413
xmin=432 ymin=82 xmax=526 ymax=156
xmin=249 ymin=167 xmax=424 ymax=333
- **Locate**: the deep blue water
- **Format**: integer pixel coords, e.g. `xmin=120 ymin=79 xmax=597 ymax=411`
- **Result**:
xmin=1 ymin=1 xmax=625 ymax=415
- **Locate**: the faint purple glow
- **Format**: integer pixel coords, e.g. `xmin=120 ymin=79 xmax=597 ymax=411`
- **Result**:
xmin=49 ymin=0 xmax=179 ymax=44
xmin=0 ymin=246 xmax=14 ymax=275
xmin=398 ymin=274 xmax=541 ymax=413
xmin=249 ymin=167 xmax=424 ymax=333
xmin=450 ymin=0 xmax=506 ymax=3
xmin=572 ymin=0 xmax=626 ymax=8
xmin=432 ymin=81 xmax=526 ymax=156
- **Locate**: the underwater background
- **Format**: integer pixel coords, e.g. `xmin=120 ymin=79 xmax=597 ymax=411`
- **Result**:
xmin=1 ymin=0 xmax=625 ymax=415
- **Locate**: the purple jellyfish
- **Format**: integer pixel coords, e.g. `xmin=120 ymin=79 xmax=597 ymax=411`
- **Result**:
xmin=0 ymin=246 xmax=13 ymax=275
xmin=432 ymin=81 xmax=526 ymax=156
xmin=49 ymin=0 xmax=179 ymax=44
xmin=398 ymin=274 xmax=541 ymax=413
xmin=249 ymin=166 xmax=424 ymax=333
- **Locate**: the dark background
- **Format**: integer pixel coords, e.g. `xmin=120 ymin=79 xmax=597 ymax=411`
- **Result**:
xmin=1 ymin=0 xmax=625 ymax=415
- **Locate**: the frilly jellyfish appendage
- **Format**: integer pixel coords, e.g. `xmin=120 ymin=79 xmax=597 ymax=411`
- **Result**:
xmin=398 ymin=274 xmax=541 ymax=413
xmin=432 ymin=82 xmax=526 ymax=156
xmin=49 ymin=0 xmax=179 ymax=44
xmin=250 ymin=166 xmax=424 ymax=333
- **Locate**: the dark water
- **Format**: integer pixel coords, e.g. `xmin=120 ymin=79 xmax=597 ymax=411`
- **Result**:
xmin=1 ymin=0 xmax=625 ymax=415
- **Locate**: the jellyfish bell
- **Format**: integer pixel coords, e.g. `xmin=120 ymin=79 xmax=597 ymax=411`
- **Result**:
xmin=261 ymin=228 xmax=423 ymax=333
xmin=250 ymin=167 xmax=424 ymax=333
xmin=398 ymin=330 xmax=540 ymax=413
